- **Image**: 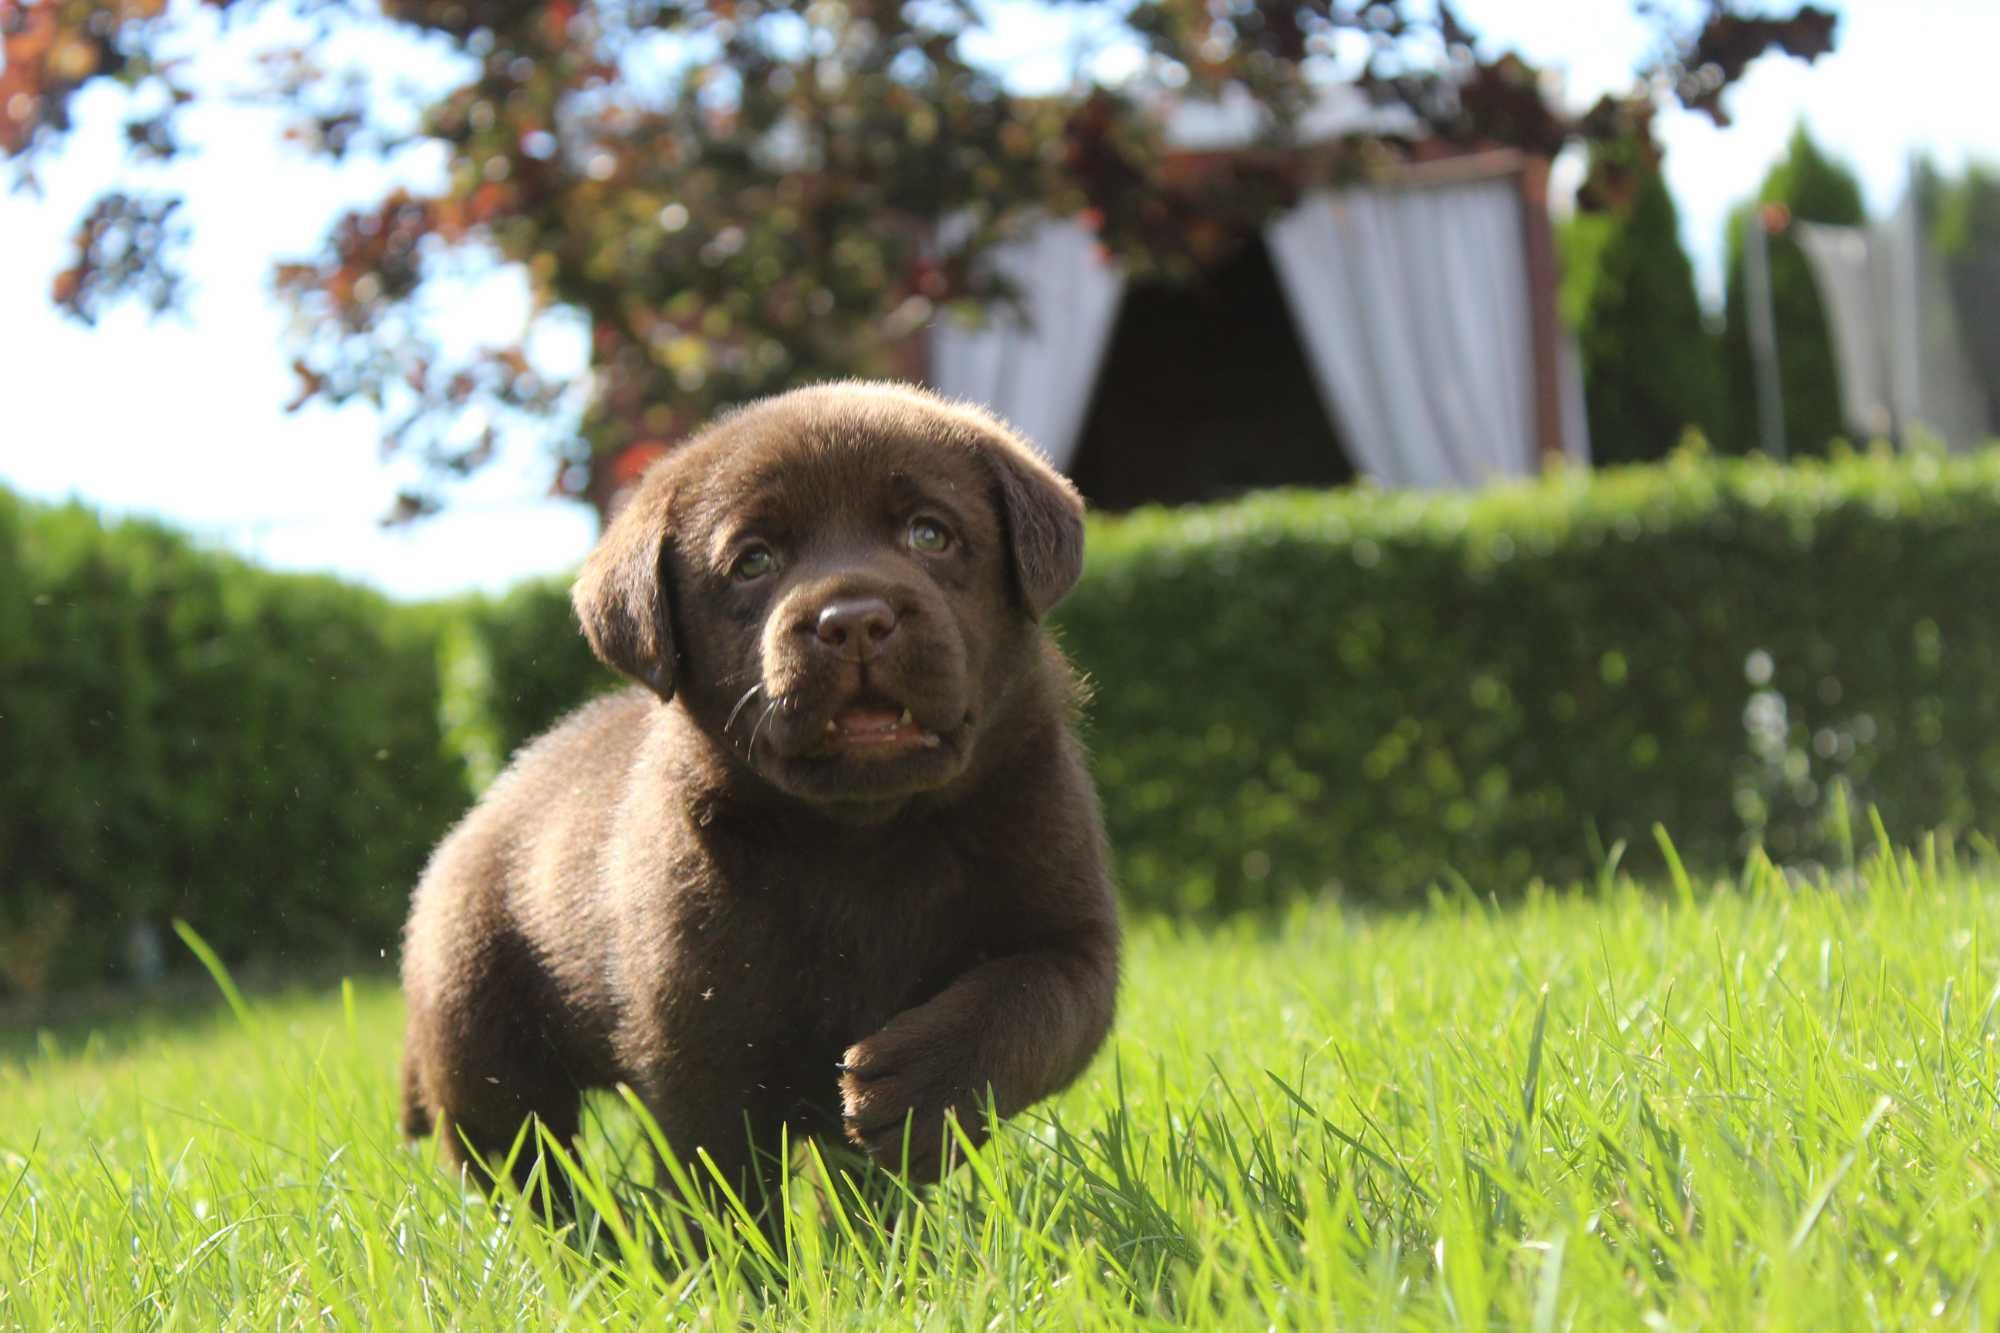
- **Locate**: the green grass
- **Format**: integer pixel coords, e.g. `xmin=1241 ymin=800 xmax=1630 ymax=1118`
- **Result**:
xmin=5 ymin=833 xmax=2000 ymax=1328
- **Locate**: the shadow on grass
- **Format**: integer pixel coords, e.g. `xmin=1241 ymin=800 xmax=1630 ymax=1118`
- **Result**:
xmin=0 ymin=949 xmax=398 ymax=1066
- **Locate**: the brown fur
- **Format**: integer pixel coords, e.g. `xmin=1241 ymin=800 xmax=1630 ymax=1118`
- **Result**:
xmin=399 ymin=381 xmax=1120 ymax=1199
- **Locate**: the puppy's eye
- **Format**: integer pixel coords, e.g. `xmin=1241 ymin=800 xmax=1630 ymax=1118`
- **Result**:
xmin=907 ymin=517 xmax=954 ymax=555
xmin=731 ymin=545 xmax=779 ymax=581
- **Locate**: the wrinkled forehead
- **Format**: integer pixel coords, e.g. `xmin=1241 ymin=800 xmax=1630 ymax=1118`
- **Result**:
xmin=674 ymin=405 xmax=1002 ymax=542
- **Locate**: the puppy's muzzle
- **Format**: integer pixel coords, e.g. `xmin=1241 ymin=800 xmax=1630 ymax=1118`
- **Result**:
xmin=814 ymin=596 xmax=899 ymax=664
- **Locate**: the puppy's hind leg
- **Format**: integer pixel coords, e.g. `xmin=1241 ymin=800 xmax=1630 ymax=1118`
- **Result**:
xmin=398 ymin=1040 xmax=434 ymax=1140
xmin=404 ymin=962 xmax=589 ymax=1210
xmin=425 ymin=1042 xmax=586 ymax=1217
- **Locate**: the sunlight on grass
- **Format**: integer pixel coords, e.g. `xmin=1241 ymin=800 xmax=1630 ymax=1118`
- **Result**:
xmin=4 ymin=834 xmax=1999 ymax=1327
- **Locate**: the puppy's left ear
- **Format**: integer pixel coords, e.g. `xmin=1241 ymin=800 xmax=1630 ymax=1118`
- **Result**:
xmin=571 ymin=471 xmax=677 ymax=699
xmin=985 ymin=432 xmax=1086 ymax=620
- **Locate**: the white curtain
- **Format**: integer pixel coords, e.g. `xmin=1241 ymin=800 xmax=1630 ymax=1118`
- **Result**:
xmin=927 ymin=220 xmax=1125 ymax=471
xmin=1794 ymin=221 xmax=1897 ymax=439
xmin=1265 ymin=181 xmax=1541 ymax=487
xmin=1797 ymin=206 xmax=1992 ymax=450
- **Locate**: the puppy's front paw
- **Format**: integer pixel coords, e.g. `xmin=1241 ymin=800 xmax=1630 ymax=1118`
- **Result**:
xmin=838 ymin=1023 xmax=985 ymax=1181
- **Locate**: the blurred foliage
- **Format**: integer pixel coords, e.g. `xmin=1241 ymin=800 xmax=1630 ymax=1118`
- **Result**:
xmin=3 ymin=0 xmax=1834 ymax=519
xmin=1719 ymin=124 xmax=1865 ymax=457
xmin=10 ymin=437 xmax=2000 ymax=988
xmin=436 ymin=571 xmax=614 ymax=776
xmin=0 ymin=489 xmax=464 ymax=995
xmin=1559 ymin=135 xmax=1724 ymax=466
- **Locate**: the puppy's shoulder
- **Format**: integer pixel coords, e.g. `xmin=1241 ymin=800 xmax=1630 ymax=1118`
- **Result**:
xmin=489 ymin=686 xmax=657 ymax=801
xmin=415 ymin=687 xmax=656 ymax=895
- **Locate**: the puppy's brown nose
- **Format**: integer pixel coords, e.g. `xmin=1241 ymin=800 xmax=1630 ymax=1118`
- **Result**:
xmin=815 ymin=597 xmax=898 ymax=660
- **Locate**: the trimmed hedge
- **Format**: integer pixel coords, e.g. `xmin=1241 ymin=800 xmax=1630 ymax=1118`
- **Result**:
xmin=1065 ymin=448 xmax=2000 ymax=909
xmin=0 ymin=492 xmax=464 ymax=994
xmin=8 ymin=444 xmax=2000 ymax=992
xmin=435 ymin=575 xmax=612 ymax=793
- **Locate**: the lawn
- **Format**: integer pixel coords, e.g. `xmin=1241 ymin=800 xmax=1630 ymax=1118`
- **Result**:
xmin=4 ymin=831 xmax=1999 ymax=1328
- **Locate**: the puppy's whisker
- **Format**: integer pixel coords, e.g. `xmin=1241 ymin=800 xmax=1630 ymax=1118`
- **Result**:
xmin=723 ymin=683 xmax=764 ymax=736
xmin=748 ymin=698 xmax=780 ymax=756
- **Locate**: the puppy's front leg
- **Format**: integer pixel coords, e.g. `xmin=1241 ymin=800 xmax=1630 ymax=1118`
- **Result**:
xmin=838 ymin=924 xmax=1118 ymax=1180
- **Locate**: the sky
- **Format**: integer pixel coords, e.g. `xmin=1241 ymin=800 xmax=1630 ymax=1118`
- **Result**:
xmin=3 ymin=0 xmax=1998 ymax=600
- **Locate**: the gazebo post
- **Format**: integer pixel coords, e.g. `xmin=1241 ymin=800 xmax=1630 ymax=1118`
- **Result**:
xmin=1517 ymin=155 xmax=1569 ymax=470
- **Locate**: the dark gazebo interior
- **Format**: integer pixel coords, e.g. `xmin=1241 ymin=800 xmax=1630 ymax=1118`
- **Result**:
xmin=1066 ymin=234 xmax=1357 ymax=513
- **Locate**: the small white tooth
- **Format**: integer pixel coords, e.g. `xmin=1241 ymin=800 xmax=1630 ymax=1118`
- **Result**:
xmin=899 ymin=708 xmax=914 ymax=726
xmin=825 ymin=721 xmax=838 ymax=734
xmin=922 ymin=732 xmax=942 ymax=748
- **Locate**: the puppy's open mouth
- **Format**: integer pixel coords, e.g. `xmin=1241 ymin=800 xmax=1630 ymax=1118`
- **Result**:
xmin=821 ymin=696 xmax=943 ymax=757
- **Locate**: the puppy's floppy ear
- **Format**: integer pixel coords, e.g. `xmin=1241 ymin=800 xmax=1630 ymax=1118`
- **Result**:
xmin=984 ymin=431 xmax=1087 ymax=621
xmin=571 ymin=471 xmax=677 ymax=699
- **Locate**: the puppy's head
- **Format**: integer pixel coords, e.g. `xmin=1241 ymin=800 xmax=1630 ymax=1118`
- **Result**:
xmin=572 ymin=382 xmax=1084 ymax=808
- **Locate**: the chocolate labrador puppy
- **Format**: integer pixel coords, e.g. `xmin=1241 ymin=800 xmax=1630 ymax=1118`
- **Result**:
xmin=399 ymin=381 xmax=1119 ymax=1199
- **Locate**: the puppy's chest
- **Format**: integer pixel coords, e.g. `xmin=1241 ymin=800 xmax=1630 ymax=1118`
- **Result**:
xmin=667 ymin=834 xmax=983 ymax=1040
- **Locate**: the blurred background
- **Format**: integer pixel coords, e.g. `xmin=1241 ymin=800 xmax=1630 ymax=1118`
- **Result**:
xmin=6 ymin=0 xmax=2000 ymax=999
